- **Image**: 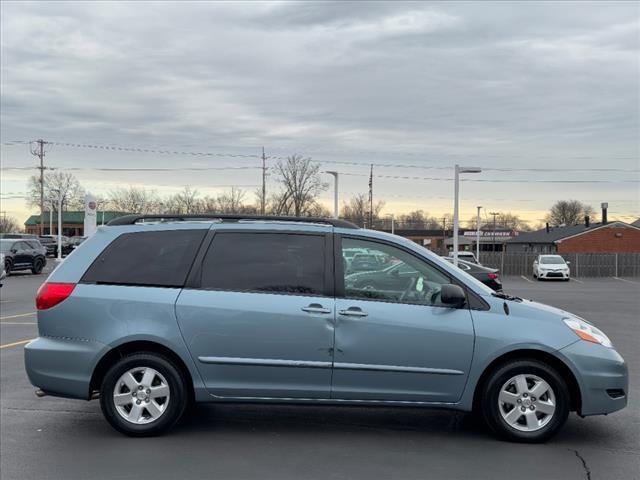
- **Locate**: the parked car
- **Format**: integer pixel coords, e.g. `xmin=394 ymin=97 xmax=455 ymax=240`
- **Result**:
xmin=445 ymin=257 xmax=502 ymax=291
xmin=533 ymin=255 xmax=570 ymax=281
xmin=347 ymin=253 xmax=382 ymax=273
xmin=38 ymin=235 xmax=73 ymax=257
xmin=1 ymin=239 xmax=47 ymax=275
xmin=0 ymin=253 xmax=5 ymax=285
xmin=25 ymin=214 xmax=627 ymax=442
xmin=69 ymin=236 xmax=88 ymax=249
xmin=447 ymin=251 xmax=480 ymax=264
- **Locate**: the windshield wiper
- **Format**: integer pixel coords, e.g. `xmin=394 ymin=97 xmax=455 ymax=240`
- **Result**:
xmin=492 ymin=291 xmax=523 ymax=302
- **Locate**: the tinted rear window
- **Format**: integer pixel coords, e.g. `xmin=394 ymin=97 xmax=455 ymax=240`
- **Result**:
xmin=82 ymin=230 xmax=206 ymax=287
xmin=200 ymin=232 xmax=325 ymax=295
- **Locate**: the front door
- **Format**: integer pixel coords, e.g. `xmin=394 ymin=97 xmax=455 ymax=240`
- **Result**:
xmin=332 ymin=236 xmax=475 ymax=403
xmin=176 ymin=229 xmax=335 ymax=399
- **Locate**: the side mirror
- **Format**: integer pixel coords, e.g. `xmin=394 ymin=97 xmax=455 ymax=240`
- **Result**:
xmin=10 ymin=248 xmax=17 ymax=254
xmin=441 ymin=284 xmax=466 ymax=308
xmin=566 ymin=261 xmax=571 ymax=265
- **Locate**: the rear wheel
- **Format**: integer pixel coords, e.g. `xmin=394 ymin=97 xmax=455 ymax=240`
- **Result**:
xmin=100 ymin=352 xmax=188 ymax=436
xmin=31 ymin=258 xmax=44 ymax=274
xmin=480 ymin=359 xmax=569 ymax=443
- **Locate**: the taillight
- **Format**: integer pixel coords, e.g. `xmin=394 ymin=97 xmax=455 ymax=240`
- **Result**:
xmin=36 ymin=282 xmax=76 ymax=310
xmin=488 ymin=273 xmax=499 ymax=280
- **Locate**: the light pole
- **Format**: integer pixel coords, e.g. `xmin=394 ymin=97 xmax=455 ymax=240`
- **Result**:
xmin=326 ymin=171 xmax=339 ymax=218
xmin=55 ymin=191 xmax=63 ymax=262
xmin=453 ymin=165 xmax=482 ymax=267
xmin=476 ymin=206 xmax=482 ymax=263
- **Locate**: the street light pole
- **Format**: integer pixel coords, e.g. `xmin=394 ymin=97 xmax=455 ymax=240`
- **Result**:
xmin=453 ymin=165 xmax=482 ymax=267
xmin=326 ymin=171 xmax=339 ymax=218
xmin=476 ymin=206 xmax=482 ymax=263
xmin=57 ymin=192 xmax=62 ymax=262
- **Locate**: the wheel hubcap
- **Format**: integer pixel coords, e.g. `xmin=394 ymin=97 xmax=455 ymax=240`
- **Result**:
xmin=113 ymin=367 xmax=170 ymax=425
xmin=498 ymin=374 xmax=556 ymax=432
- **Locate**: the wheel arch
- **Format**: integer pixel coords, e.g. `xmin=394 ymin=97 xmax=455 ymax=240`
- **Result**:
xmin=472 ymin=349 xmax=582 ymax=413
xmin=90 ymin=340 xmax=195 ymax=403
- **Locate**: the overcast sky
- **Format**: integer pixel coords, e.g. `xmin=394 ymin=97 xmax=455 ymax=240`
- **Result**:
xmin=1 ymin=1 xmax=638 ymax=225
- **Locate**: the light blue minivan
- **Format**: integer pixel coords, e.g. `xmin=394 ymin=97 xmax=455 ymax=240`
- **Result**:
xmin=25 ymin=215 xmax=628 ymax=442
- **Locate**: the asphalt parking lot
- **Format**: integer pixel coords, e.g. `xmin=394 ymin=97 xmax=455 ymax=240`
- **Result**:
xmin=1 ymin=269 xmax=638 ymax=480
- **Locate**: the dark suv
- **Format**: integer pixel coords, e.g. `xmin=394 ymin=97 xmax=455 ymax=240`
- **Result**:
xmin=1 ymin=239 xmax=47 ymax=275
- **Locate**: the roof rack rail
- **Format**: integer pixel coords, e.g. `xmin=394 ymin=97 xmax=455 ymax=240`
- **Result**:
xmin=106 ymin=214 xmax=359 ymax=229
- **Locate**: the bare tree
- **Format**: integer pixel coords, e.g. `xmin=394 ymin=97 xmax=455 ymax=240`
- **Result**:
xmin=214 ymin=187 xmax=249 ymax=213
xmin=27 ymin=171 xmax=85 ymax=213
xmin=397 ymin=210 xmax=442 ymax=229
xmin=546 ymin=200 xmax=596 ymax=226
xmin=272 ymin=155 xmax=328 ymax=216
xmin=341 ymin=194 xmax=385 ymax=227
xmin=108 ymin=187 xmax=160 ymax=214
xmin=0 ymin=216 xmax=21 ymax=233
xmin=165 ymin=186 xmax=201 ymax=214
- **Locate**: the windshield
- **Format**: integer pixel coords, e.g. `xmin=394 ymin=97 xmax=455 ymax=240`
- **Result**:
xmin=540 ymin=256 xmax=566 ymax=265
xmin=0 ymin=241 xmax=15 ymax=252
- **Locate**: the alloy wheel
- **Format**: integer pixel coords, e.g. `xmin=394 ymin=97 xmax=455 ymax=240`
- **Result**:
xmin=113 ymin=367 xmax=171 ymax=425
xmin=498 ymin=374 xmax=556 ymax=432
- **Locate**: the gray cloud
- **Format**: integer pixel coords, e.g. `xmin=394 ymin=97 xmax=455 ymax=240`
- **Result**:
xmin=0 ymin=1 xmax=638 ymax=221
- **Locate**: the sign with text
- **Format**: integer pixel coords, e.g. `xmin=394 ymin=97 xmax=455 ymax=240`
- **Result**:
xmin=84 ymin=193 xmax=97 ymax=237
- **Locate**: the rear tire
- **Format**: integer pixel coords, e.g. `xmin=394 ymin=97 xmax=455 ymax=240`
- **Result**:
xmin=31 ymin=258 xmax=44 ymax=274
xmin=4 ymin=260 xmax=12 ymax=276
xmin=480 ymin=359 xmax=569 ymax=443
xmin=100 ymin=352 xmax=188 ymax=437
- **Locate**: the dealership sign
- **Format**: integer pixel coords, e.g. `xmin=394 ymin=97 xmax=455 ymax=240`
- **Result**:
xmin=84 ymin=193 xmax=97 ymax=237
xmin=462 ymin=230 xmax=518 ymax=237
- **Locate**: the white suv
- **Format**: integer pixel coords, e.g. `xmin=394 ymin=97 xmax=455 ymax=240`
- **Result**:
xmin=533 ymin=255 xmax=570 ymax=281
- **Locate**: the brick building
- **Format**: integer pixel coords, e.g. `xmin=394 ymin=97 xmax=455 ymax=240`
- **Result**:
xmin=24 ymin=211 xmax=127 ymax=236
xmin=507 ymin=221 xmax=640 ymax=254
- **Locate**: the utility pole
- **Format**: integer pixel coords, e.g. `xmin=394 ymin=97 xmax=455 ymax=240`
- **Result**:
xmin=261 ymin=147 xmax=267 ymax=215
xmin=368 ymin=164 xmax=373 ymax=229
xmin=476 ymin=206 xmax=482 ymax=263
xmin=30 ymin=140 xmax=48 ymax=236
xmin=489 ymin=211 xmax=500 ymax=253
xmin=326 ymin=171 xmax=339 ymax=218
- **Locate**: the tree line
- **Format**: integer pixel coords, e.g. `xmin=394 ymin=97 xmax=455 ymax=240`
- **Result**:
xmin=0 ymin=154 xmax=607 ymax=233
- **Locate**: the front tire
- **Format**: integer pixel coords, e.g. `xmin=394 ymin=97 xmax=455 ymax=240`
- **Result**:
xmin=480 ymin=359 xmax=569 ymax=443
xmin=100 ymin=352 xmax=188 ymax=437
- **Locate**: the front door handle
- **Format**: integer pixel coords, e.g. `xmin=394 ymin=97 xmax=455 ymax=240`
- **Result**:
xmin=338 ymin=307 xmax=368 ymax=317
xmin=301 ymin=303 xmax=331 ymax=314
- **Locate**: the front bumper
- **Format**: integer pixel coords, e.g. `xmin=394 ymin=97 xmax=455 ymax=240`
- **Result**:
xmin=24 ymin=336 xmax=107 ymax=400
xmin=538 ymin=269 xmax=570 ymax=279
xmin=559 ymin=340 xmax=628 ymax=416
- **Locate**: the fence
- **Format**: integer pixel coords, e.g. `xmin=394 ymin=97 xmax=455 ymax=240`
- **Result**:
xmin=478 ymin=252 xmax=640 ymax=277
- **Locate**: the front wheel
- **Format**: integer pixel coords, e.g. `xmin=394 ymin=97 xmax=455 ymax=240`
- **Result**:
xmin=480 ymin=359 xmax=569 ymax=443
xmin=100 ymin=352 xmax=188 ymax=436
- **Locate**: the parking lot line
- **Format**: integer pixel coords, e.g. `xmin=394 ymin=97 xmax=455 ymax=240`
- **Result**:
xmin=0 ymin=312 xmax=36 ymax=320
xmin=613 ymin=277 xmax=639 ymax=285
xmin=520 ymin=275 xmax=533 ymax=283
xmin=570 ymin=278 xmax=584 ymax=284
xmin=0 ymin=322 xmax=37 ymax=325
xmin=0 ymin=339 xmax=33 ymax=349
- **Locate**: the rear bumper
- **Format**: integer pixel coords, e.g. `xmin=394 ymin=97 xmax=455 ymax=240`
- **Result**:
xmin=559 ymin=341 xmax=628 ymax=416
xmin=24 ymin=336 xmax=107 ymax=400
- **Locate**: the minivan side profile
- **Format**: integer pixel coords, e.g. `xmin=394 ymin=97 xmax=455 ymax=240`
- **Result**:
xmin=25 ymin=215 xmax=628 ymax=442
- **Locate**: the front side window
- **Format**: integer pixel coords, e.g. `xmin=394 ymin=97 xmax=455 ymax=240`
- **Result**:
xmin=200 ymin=232 xmax=325 ymax=295
xmin=342 ymin=237 xmax=451 ymax=306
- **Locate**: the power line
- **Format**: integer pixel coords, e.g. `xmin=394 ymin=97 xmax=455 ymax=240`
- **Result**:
xmin=3 ymin=140 xmax=638 ymax=173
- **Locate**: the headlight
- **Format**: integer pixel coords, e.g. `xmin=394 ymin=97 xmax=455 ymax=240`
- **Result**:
xmin=563 ymin=317 xmax=612 ymax=348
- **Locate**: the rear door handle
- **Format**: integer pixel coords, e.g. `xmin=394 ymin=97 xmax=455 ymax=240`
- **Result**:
xmin=338 ymin=307 xmax=368 ymax=317
xmin=301 ymin=303 xmax=331 ymax=314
